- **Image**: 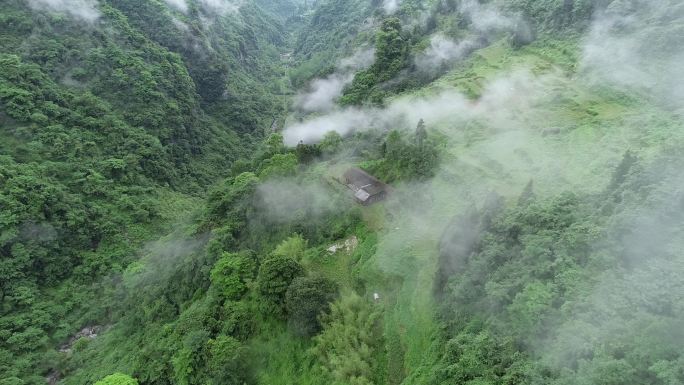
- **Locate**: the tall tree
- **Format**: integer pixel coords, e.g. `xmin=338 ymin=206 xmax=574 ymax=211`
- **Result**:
xmin=285 ymin=276 xmax=339 ymax=336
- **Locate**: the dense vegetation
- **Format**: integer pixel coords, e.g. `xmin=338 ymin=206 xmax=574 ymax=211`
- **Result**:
xmin=2 ymin=0 xmax=683 ymax=385
xmin=432 ymin=151 xmax=684 ymax=384
xmin=1 ymin=0 xmax=294 ymax=382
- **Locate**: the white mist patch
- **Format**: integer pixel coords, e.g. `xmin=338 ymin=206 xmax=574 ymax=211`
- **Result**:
xmin=130 ymin=236 xmax=209 ymax=288
xmin=295 ymin=74 xmax=355 ymax=112
xmin=415 ymin=34 xmax=479 ymax=70
xmin=295 ymin=48 xmax=375 ymax=113
xmin=284 ymin=69 xmax=553 ymax=145
xmin=383 ymin=0 xmax=401 ymax=14
xmin=580 ymin=0 xmax=684 ymax=111
xmin=459 ymin=0 xmax=519 ymax=33
xmin=339 ymin=48 xmax=376 ymax=70
xmin=19 ymin=222 xmax=58 ymax=243
xmin=163 ymin=0 xmax=188 ymax=13
xmin=256 ymin=179 xmax=345 ymax=223
xmin=171 ymin=17 xmax=190 ymax=31
xmin=538 ymin=154 xmax=684 ymax=372
xmin=284 ymin=108 xmax=372 ymax=146
xmin=199 ymin=0 xmax=243 ymax=15
xmin=415 ymin=2 xmax=525 ymax=72
xmin=581 ymin=13 xmax=652 ymax=90
xmin=27 ymin=0 xmax=100 ymax=22
xmin=292 ymin=0 xmax=529 ymax=134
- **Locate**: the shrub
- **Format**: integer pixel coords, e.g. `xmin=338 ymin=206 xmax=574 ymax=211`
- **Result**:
xmin=285 ymin=276 xmax=339 ymax=336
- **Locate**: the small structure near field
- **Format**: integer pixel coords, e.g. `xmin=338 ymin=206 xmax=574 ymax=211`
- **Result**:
xmin=343 ymin=168 xmax=389 ymax=205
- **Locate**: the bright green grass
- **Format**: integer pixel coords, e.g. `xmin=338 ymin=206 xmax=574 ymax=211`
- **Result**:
xmin=249 ymin=321 xmax=317 ymax=385
xmin=305 ymin=246 xmax=356 ymax=290
xmin=252 ymin=229 xmax=381 ymax=384
xmin=366 ymin=36 xmax=684 ymax=385
xmin=246 ymin=35 xmax=684 ymax=385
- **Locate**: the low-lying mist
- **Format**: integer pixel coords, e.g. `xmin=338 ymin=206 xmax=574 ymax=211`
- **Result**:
xmin=27 ymin=0 xmax=100 ymax=22
xmin=580 ymin=0 xmax=684 ymax=113
xmin=26 ymin=0 xmax=250 ymax=22
xmin=255 ymin=179 xmax=350 ymax=224
xmin=383 ymin=0 xmax=401 ymax=15
xmin=295 ymin=48 xmax=375 ymax=113
xmin=284 ymin=69 xmax=555 ymax=146
xmin=416 ymin=0 xmax=531 ymax=71
xmin=279 ymin=0 xmax=684 ymax=378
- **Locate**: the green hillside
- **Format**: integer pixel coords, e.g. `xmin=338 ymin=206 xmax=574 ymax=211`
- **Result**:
xmin=2 ymin=0 xmax=683 ymax=385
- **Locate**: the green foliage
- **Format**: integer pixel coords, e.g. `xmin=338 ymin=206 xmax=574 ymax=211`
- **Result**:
xmin=290 ymin=0 xmax=374 ymax=87
xmin=431 ymin=330 xmax=533 ymax=385
xmin=431 ymin=192 xmax=591 ymax=383
xmin=258 ymin=153 xmax=299 ymax=179
xmin=4 ymin=1 xmax=681 ymax=384
xmin=220 ymin=301 xmax=255 ymax=340
xmin=204 ymin=172 xmax=259 ymax=232
xmin=607 ymin=150 xmax=638 ymax=195
xmin=504 ymin=0 xmax=599 ymax=32
xmin=210 ymin=251 xmax=257 ymax=301
xmin=285 ymin=276 xmax=339 ymax=336
xmin=257 ymin=257 xmax=305 ymax=310
xmin=340 ymin=70 xmax=379 ymax=106
xmin=264 ymin=133 xmax=287 ymax=157
xmin=206 ymin=335 xmax=252 ymax=385
xmin=364 ymin=123 xmax=440 ymax=181
xmin=374 ymin=18 xmax=409 ymax=82
xmin=517 ymin=180 xmax=536 ymax=207
xmin=310 ymin=293 xmax=384 ymax=385
xmin=272 ymin=234 xmax=308 ymax=261
xmin=0 ymin=53 xmax=169 ymax=377
xmin=432 ymin=153 xmax=684 ymax=385
xmin=318 ymin=131 xmax=343 ymax=155
xmin=172 ymin=332 xmax=251 ymax=385
xmin=341 ymin=17 xmax=409 ymax=105
xmin=94 ymin=373 xmax=138 ymax=385
xmin=296 ymin=142 xmax=323 ymax=164
xmin=0 ymin=0 xmax=290 ymax=380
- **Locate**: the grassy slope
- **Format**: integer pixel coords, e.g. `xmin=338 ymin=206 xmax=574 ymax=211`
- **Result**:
xmin=398 ymin=37 xmax=681 ymax=384
xmin=250 ymin=31 xmax=684 ymax=385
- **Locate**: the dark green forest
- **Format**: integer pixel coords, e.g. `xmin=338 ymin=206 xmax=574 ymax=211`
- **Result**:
xmin=2 ymin=0 xmax=684 ymax=384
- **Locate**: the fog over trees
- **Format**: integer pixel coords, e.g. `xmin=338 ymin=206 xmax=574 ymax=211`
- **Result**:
xmin=1 ymin=0 xmax=683 ymax=384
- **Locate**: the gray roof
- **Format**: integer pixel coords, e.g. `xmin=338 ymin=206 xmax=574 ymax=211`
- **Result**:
xmin=344 ymin=168 xmax=387 ymax=197
xmin=354 ymin=189 xmax=371 ymax=202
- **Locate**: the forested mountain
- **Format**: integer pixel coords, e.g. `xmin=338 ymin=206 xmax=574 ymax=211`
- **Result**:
xmin=2 ymin=0 xmax=683 ymax=385
xmin=1 ymin=0 xmax=290 ymax=382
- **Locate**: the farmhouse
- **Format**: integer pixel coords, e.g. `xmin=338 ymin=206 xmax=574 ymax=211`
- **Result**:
xmin=343 ymin=168 xmax=388 ymax=205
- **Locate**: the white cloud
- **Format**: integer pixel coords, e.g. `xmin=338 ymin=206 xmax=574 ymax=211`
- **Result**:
xmin=415 ymin=34 xmax=479 ymax=70
xmin=383 ymin=0 xmax=401 ymax=14
xmin=415 ymin=1 xmax=526 ymax=72
xmin=27 ymin=0 xmax=100 ymax=22
xmin=294 ymin=48 xmax=375 ymax=113
xmin=459 ymin=0 xmax=518 ymax=33
xmin=295 ymin=74 xmax=355 ymax=113
xmin=255 ymin=179 xmax=349 ymax=223
xmin=580 ymin=0 xmax=684 ymax=112
xmin=284 ymin=108 xmax=373 ymax=146
xmin=339 ymin=48 xmax=376 ymax=71
xmin=199 ymin=0 xmax=243 ymax=15
xmin=171 ymin=16 xmax=190 ymax=31
xmin=163 ymin=0 xmax=188 ymax=13
xmin=284 ymin=69 xmax=551 ymax=146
